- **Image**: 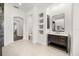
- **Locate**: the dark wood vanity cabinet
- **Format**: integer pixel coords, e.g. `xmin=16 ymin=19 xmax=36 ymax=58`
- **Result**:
xmin=48 ymin=34 xmax=68 ymax=52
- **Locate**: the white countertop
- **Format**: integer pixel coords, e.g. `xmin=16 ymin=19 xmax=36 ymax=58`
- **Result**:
xmin=48 ymin=31 xmax=68 ymax=36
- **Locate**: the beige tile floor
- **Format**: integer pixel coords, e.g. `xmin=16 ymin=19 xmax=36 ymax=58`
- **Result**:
xmin=2 ymin=40 xmax=68 ymax=56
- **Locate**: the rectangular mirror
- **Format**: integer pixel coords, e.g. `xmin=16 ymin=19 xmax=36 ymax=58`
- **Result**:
xmin=52 ymin=14 xmax=65 ymax=32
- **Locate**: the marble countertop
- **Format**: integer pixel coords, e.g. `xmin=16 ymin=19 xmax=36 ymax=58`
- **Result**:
xmin=48 ymin=31 xmax=68 ymax=36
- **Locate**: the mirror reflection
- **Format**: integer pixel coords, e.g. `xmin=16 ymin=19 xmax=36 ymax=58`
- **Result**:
xmin=52 ymin=14 xmax=65 ymax=32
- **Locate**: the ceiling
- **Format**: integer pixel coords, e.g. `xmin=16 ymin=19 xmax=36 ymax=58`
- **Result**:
xmin=10 ymin=3 xmax=53 ymax=13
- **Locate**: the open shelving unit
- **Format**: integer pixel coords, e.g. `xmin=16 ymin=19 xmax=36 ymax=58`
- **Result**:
xmin=38 ymin=12 xmax=44 ymax=35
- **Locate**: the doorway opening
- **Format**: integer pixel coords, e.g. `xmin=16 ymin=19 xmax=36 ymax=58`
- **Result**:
xmin=13 ymin=16 xmax=24 ymax=41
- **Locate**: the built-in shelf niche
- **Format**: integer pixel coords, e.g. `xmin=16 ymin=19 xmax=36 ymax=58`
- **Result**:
xmin=39 ymin=24 xmax=43 ymax=29
xmin=39 ymin=12 xmax=44 ymax=34
xmin=39 ymin=13 xmax=43 ymax=18
xmin=39 ymin=30 xmax=43 ymax=34
xmin=39 ymin=19 xmax=44 ymax=23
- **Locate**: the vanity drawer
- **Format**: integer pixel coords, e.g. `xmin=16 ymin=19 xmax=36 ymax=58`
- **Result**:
xmin=48 ymin=34 xmax=56 ymax=43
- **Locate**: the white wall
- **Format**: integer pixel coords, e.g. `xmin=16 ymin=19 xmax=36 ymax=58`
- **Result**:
xmin=32 ymin=7 xmax=39 ymax=43
xmin=23 ymin=10 xmax=33 ymax=40
xmin=4 ymin=3 xmax=26 ymax=46
xmin=27 ymin=15 xmax=33 ymax=35
xmin=72 ymin=4 xmax=79 ymax=56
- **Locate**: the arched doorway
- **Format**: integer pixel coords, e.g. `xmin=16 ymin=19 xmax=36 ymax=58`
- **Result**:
xmin=13 ymin=16 xmax=24 ymax=41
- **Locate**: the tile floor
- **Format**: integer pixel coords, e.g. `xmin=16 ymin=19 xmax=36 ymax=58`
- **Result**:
xmin=2 ymin=40 xmax=68 ymax=56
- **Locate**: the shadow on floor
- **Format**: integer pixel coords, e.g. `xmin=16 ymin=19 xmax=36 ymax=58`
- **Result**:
xmin=48 ymin=43 xmax=67 ymax=52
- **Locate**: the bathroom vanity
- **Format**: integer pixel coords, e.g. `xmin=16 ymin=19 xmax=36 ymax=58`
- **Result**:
xmin=48 ymin=32 xmax=69 ymax=52
xmin=47 ymin=13 xmax=70 ymax=52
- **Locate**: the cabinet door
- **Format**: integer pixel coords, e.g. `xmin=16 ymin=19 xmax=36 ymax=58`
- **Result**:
xmin=48 ymin=35 xmax=57 ymax=43
xmin=58 ymin=36 xmax=67 ymax=46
